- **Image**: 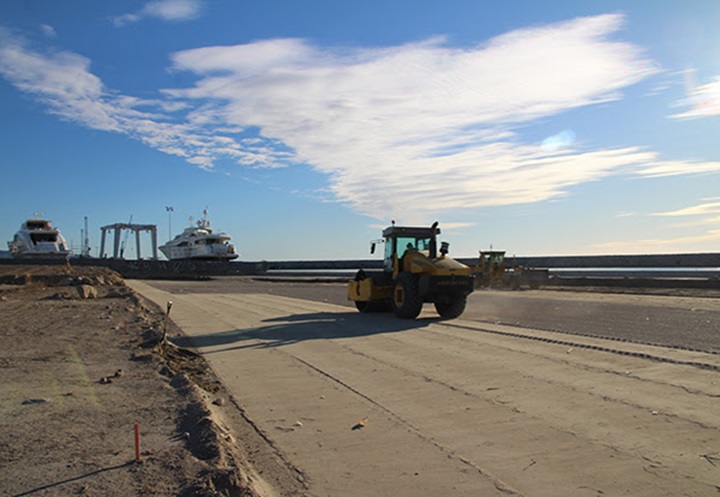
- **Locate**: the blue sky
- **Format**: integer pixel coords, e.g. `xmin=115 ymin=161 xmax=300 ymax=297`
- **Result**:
xmin=1 ymin=0 xmax=719 ymax=261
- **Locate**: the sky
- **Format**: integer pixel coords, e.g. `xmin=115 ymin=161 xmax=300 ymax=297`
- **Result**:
xmin=0 ymin=0 xmax=719 ymax=261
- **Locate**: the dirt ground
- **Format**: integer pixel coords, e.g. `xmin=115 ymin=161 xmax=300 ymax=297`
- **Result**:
xmin=0 ymin=265 xmax=304 ymax=497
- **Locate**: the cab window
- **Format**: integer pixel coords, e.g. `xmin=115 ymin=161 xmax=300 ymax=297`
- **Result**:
xmin=383 ymin=237 xmax=395 ymax=271
xmin=395 ymin=237 xmax=432 ymax=259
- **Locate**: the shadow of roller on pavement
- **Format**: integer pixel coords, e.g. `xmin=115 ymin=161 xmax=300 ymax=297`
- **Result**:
xmin=170 ymin=311 xmax=435 ymax=353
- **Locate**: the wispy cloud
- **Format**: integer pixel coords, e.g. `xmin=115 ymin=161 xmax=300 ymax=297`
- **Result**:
xmin=614 ymin=211 xmax=638 ymax=218
xmin=1 ymin=14 xmax=719 ymax=222
xmin=671 ymin=68 xmax=720 ymax=119
xmin=596 ymin=201 xmax=720 ymax=253
xmin=592 ymin=230 xmax=720 ymax=253
xmin=0 ymin=27 xmax=286 ymax=170
xmin=653 ymin=201 xmax=720 ymax=217
xmin=112 ymin=0 xmax=203 ymax=27
xmin=39 ymin=24 xmax=56 ymax=39
xmin=541 ymin=130 xmax=576 ymax=152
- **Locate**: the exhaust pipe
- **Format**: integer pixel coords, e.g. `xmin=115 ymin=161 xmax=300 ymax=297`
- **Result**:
xmin=429 ymin=222 xmax=439 ymax=258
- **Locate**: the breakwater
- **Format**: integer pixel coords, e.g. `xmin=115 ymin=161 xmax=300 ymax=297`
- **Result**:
xmin=1 ymin=252 xmax=719 ymax=288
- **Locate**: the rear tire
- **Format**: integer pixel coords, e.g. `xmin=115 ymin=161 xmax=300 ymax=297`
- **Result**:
xmin=392 ymin=272 xmax=423 ymax=319
xmin=434 ymin=296 xmax=467 ymax=319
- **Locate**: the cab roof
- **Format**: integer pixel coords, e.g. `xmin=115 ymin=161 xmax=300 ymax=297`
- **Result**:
xmin=382 ymin=225 xmax=440 ymax=239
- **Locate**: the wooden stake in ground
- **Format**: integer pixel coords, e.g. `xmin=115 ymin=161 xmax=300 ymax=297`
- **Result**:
xmin=134 ymin=422 xmax=142 ymax=463
xmin=161 ymin=301 xmax=173 ymax=344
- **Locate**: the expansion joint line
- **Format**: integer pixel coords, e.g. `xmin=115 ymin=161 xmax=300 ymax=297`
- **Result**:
xmin=444 ymin=321 xmax=720 ymax=372
xmin=486 ymin=318 xmax=720 ymax=356
xmin=288 ymin=353 xmax=526 ymax=497
xmin=226 ymin=395 xmax=310 ymax=488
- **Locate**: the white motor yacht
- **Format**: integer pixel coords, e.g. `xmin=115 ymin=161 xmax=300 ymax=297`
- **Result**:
xmin=159 ymin=210 xmax=238 ymax=261
xmin=8 ymin=215 xmax=71 ymax=258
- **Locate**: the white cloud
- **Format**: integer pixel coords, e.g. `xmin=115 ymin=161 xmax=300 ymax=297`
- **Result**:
xmin=671 ymin=68 xmax=720 ymax=119
xmin=0 ymin=28 xmax=286 ymax=169
xmin=163 ymin=14 xmax=719 ymax=221
xmin=1 ymin=14 xmax=719 ymax=223
xmin=653 ymin=202 xmax=720 ymax=217
xmin=631 ymin=159 xmax=720 ymax=178
xmin=0 ymin=32 xmax=115 ymax=130
xmin=113 ymin=0 xmax=203 ymax=26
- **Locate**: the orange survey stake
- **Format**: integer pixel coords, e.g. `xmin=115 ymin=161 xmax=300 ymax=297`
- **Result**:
xmin=134 ymin=422 xmax=141 ymax=462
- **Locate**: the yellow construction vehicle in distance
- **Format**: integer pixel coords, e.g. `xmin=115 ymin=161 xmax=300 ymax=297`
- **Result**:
xmin=348 ymin=221 xmax=474 ymax=319
xmin=473 ymin=250 xmax=548 ymax=289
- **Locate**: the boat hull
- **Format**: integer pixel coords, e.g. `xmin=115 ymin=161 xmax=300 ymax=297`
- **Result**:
xmin=159 ymin=246 xmax=239 ymax=261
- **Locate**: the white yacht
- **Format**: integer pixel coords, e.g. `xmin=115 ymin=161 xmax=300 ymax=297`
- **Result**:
xmin=8 ymin=215 xmax=71 ymax=258
xmin=159 ymin=210 xmax=238 ymax=261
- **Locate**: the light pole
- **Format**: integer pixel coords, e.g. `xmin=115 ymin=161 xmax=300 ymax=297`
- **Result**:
xmin=165 ymin=206 xmax=173 ymax=241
